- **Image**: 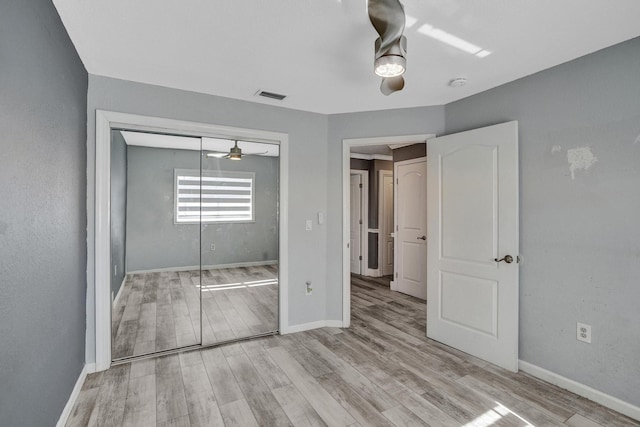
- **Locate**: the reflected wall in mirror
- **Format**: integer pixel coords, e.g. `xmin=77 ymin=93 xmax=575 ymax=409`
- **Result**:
xmin=200 ymin=138 xmax=280 ymax=345
xmin=110 ymin=130 xmax=280 ymax=361
xmin=110 ymin=130 xmax=202 ymax=360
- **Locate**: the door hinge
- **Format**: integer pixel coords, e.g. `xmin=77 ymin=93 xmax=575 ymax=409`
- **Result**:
xmin=359 ymin=183 xmax=363 ymax=188
xmin=396 ymin=178 xmax=399 ymax=184
xmin=396 ymin=225 xmax=398 ymax=231
xmin=359 ymin=219 xmax=362 ymax=224
xmin=395 ymin=272 xmax=398 ymax=278
xmin=359 ymin=255 xmax=362 ymax=260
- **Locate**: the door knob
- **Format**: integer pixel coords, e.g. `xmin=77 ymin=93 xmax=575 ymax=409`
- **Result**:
xmin=494 ymin=255 xmax=514 ymax=264
xmin=417 ymin=235 xmax=426 ymax=240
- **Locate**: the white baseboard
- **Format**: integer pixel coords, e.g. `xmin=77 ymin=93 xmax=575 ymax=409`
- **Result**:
xmin=57 ymin=364 xmax=90 ymax=427
xmin=128 ymin=260 xmax=278 ymax=275
xmin=282 ymin=320 xmax=344 ymax=334
xmin=519 ymin=360 xmax=640 ymax=421
xmin=366 ymin=268 xmax=380 ymax=277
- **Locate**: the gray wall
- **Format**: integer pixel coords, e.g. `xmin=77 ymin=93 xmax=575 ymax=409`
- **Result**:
xmin=393 ymin=143 xmax=426 ymax=162
xmin=0 ymin=1 xmax=88 ymax=425
xmin=86 ymin=75 xmax=329 ymax=363
xmin=110 ymin=131 xmax=127 ymax=298
xmin=125 ymin=145 xmax=278 ymax=271
xmin=327 ymin=106 xmax=446 ymax=319
xmin=445 ymin=37 xmax=640 ymax=406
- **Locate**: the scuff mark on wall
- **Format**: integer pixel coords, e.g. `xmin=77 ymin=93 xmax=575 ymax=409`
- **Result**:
xmin=551 ymin=145 xmax=562 ymax=154
xmin=567 ymin=146 xmax=598 ymax=180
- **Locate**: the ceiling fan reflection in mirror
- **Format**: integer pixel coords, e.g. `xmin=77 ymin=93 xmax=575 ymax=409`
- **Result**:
xmin=205 ymin=140 xmax=268 ymax=160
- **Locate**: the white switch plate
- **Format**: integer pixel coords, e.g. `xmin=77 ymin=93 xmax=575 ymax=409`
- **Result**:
xmin=577 ymin=322 xmax=591 ymax=344
xmin=317 ymin=211 xmax=324 ymax=225
xmin=305 ymin=220 xmax=312 ymax=231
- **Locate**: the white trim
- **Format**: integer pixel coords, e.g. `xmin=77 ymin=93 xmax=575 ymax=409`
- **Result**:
xmin=94 ymin=110 xmax=289 ymax=370
xmin=350 ymin=169 xmax=368 ymax=277
xmin=519 ymin=360 xmax=640 ymax=421
xmin=342 ymin=134 xmax=434 ymax=328
xmin=127 ymin=260 xmax=278 ymax=275
xmin=56 ymin=364 xmax=90 ymax=427
xmin=284 ymin=320 xmax=344 ymax=334
xmin=350 ymin=153 xmax=394 ymax=161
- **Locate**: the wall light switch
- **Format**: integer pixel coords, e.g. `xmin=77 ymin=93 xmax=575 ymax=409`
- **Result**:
xmin=305 ymin=220 xmax=312 ymax=231
xmin=318 ymin=212 xmax=324 ymax=225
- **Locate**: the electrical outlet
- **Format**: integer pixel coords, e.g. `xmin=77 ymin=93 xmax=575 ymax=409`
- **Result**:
xmin=114 ymin=265 xmax=117 ymax=276
xmin=577 ymin=322 xmax=591 ymax=344
xmin=305 ymin=281 xmax=313 ymax=295
xmin=210 ymin=243 xmax=216 ymax=251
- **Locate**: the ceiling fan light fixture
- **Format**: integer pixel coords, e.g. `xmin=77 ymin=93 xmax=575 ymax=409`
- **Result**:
xmin=228 ymin=141 xmax=242 ymax=160
xmin=374 ymin=55 xmax=406 ymax=78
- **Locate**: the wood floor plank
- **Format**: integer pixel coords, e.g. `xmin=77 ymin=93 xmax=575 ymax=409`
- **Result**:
xmin=317 ymin=373 xmax=396 ymax=427
xmin=155 ymin=355 xmax=189 ymax=423
xmin=65 ymin=388 xmax=99 ymax=427
xmin=83 ymin=272 xmax=639 ymax=427
xmin=122 ymin=374 xmax=156 ymax=427
xmin=219 ymin=399 xmax=260 ymax=427
xmin=268 ymin=346 xmax=357 ymax=427
xmin=200 ymin=346 xmax=244 ymax=405
xmin=456 ymin=373 xmax=565 ymax=425
xmin=381 ymin=405 xmax=429 ymax=426
xmin=272 ymin=384 xmax=328 ymax=427
xmin=181 ymin=361 xmax=225 ymax=427
xmin=302 ymin=339 xmax=398 ymax=412
xmin=248 ymin=348 xmax=292 ymax=390
xmin=113 ymin=266 xmax=278 ymax=357
xmin=226 ymin=352 xmax=292 ymax=426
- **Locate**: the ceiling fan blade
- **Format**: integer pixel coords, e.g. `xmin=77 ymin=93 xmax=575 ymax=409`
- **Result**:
xmin=243 ymin=151 xmax=269 ymax=156
xmin=380 ymin=75 xmax=405 ymax=96
xmin=205 ymin=151 xmax=228 ymax=158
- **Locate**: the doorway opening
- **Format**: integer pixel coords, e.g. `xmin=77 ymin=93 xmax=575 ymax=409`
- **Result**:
xmin=342 ymin=122 xmax=520 ymax=372
xmin=342 ymin=134 xmax=433 ymax=330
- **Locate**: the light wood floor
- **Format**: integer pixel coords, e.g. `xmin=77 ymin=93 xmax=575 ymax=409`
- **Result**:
xmin=69 ymin=274 xmax=639 ymax=426
xmin=112 ymin=265 xmax=278 ymax=360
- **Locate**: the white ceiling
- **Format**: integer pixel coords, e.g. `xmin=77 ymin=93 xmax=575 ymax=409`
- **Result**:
xmin=54 ymin=0 xmax=640 ymax=114
xmin=121 ymin=131 xmax=280 ymax=157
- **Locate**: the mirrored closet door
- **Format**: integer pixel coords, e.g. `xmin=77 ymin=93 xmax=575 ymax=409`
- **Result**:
xmin=110 ymin=129 xmax=279 ymax=361
xmin=200 ymin=138 xmax=280 ymax=345
xmin=110 ymin=130 xmax=202 ymax=360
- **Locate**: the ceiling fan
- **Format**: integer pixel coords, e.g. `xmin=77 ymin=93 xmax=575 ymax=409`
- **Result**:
xmin=368 ymin=0 xmax=407 ymax=95
xmin=205 ymin=140 xmax=268 ymax=160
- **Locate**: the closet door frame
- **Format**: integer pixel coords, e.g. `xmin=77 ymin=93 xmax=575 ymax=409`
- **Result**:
xmin=94 ymin=110 xmax=289 ymax=372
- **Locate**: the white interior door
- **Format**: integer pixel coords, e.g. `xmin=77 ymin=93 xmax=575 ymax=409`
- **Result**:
xmin=393 ymin=159 xmax=427 ymax=300
xmin=350 ymin=174 xmax=362 ymax=274
xmin=427 ymin=121 xmax=519 ymax=371
xmin=380 ymin=171 xmax=394 ymax=276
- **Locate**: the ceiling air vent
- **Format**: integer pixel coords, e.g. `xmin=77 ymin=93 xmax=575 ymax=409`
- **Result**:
xmin=256 ymin=90 xmax=287 ymax=101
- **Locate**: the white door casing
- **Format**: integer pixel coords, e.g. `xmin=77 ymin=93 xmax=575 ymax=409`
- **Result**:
xmin=393 ymin=158 xmax=428 ymax=300
xmin=342 ymin=134 xmax=434 ymax=328
xmin=379 ymin=171 xmax=394 ymax=276
xmin=94 ymin=110 xmax=289 ymax=371
xmin=350 ymin=173 xmax=363 ymax=274
xmin=426 ymin=121 xmax=519 ymax=372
